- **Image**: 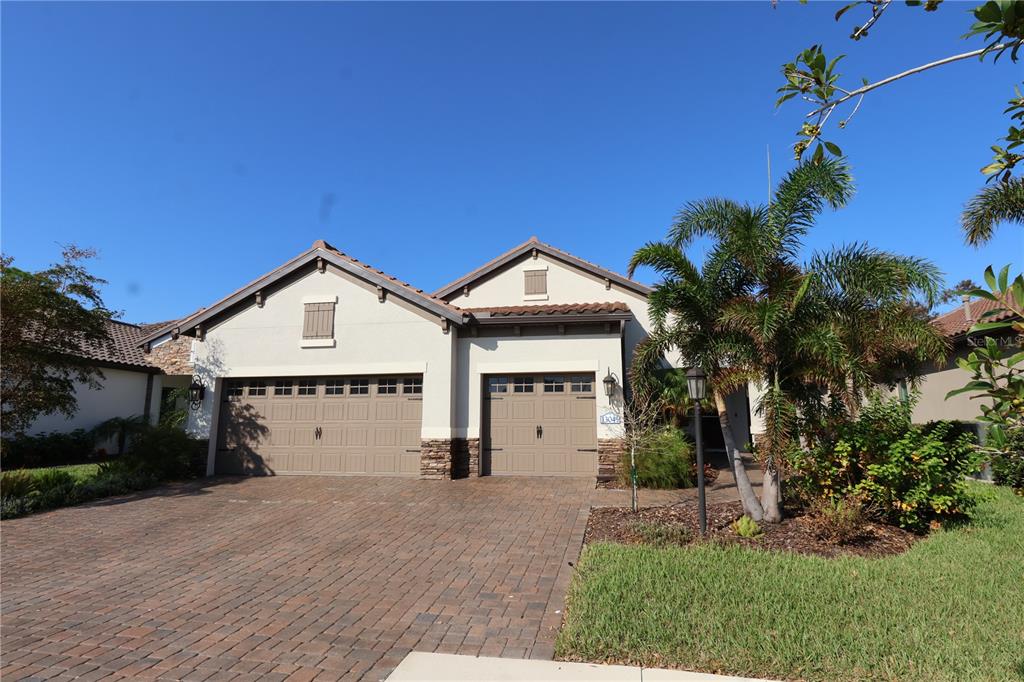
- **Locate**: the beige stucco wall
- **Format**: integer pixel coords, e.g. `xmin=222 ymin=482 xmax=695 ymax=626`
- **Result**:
xmin=445 ymin=252 xmax=665 ymax=369
xmin=25 ymin=367 xmax=154 ymax=449
xmin=187 ymin=264 xmax=456 ymax=441
xmin=894 ymin=346 xmax=993 ymax=424
xmin=454 ymin=331 xmax=624 ymax=440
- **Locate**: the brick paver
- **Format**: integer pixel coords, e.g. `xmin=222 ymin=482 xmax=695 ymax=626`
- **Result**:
xmin=1 ymin=476 xmax=593 ymax=681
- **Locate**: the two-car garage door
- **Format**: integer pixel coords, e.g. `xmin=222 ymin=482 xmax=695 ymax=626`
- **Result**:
xmin=216 ymin=375 xmax=423 ymax=476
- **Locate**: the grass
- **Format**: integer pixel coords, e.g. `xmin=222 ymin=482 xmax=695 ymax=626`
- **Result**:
xmin=556 ymin=484 xmax=1024 ymax=681
xmin=28 ymin=463 xmax=101 ymax=483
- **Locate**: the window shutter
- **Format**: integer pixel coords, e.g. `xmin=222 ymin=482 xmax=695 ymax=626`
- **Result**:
xmin=303 ymin=302 xmax=335 ymax=339
xmin=524 ymin=270 xmax=547 ymax=295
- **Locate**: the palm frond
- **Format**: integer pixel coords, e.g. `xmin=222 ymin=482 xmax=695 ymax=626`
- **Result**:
xmin=961 ymin=177 xmax=1024 ymax=246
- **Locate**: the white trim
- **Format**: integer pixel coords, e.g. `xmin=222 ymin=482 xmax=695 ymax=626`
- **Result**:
xmin=220 ymin=362 xmax=428 ymax=377
xmin=523 ymin=294 xmax=549 ymax=302
xmin=298 ymin=339 xmax=336 ymax=349
xmin=476 ymin=361 xmax=599 ymax=374
xmin=301 ymin=294 xmax=339 ymax=304
xmin=520 ymin=264 xmax=549 ymax=272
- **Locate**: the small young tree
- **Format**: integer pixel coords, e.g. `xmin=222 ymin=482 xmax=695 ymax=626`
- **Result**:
xmin=1 ymin=246 xmax=114 ymax=433
xmin=615 ymin=368 xmax=668 ymax=512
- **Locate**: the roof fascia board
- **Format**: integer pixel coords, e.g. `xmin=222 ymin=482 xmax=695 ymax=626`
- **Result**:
xmin=434 ymin=243 xmax=651 ymax=299
xmin=471 ymin=312 xmax=632 ymax=325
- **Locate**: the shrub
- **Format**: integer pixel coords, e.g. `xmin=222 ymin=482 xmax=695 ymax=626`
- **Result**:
xmin=732 ymin=515 xmax=763 ymax=538
xmin=792 ymin=394 xmax=983 ymax=532
xmin=806 ymin=495 xmax=869 ymax=544
xmin=991 ymin=428 xmax=1024 ymax=492
xmin=0 ymin=429 xmax=96 ymax=469
xmin=32 ymin=468 xmax=78 ymax=509
xmin=628 ymin=521 xmax=693 ymax=547
xmin=123 ymin=425 xmax=206 ymax=479
xmin=0 ymin=469 xmax=38 ymax=519
xmin=619 ymin=427 xmax=694 ymax=489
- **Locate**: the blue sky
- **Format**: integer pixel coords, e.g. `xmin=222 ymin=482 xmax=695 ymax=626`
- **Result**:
xmin=3 ymin=1 xmax=1021 ymax=323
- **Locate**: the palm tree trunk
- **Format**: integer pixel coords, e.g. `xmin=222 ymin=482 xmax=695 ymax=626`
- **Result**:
xmin=760 ymin=463 xmax=782 ymax=523
xmin=714 ymin=391 xmax=764 ymax=521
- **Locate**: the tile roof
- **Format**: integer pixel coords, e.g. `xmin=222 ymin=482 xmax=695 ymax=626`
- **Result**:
xmin=464 ymin=302 xmax=631 ymax=318
xmin=78 ymin=320 xmax=158 ymax=371
xmin=314 ymin=240 xmax=465 ymax=317
xmin=433 ymin=236 xmax=652 ymax=299
xmin=932 ymin=297 xmax=1020 ymax=337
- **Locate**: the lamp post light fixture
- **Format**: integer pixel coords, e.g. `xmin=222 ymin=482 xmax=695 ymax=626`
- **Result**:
xmin=686 ymin=366 xmax=708 ymax=534
xmin=602 ymin=369 xmax=617 ymax=399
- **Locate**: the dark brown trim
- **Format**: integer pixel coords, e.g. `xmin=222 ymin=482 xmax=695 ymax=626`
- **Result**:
xmin=433 ymin=237 xmax=652 ymax=299
xmin=470 ymin=311 xmax=632 ymax=326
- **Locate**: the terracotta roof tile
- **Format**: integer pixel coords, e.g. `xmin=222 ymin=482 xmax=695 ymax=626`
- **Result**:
xmin=464 ymin=302 xmax=631 ymax=317
xmin=932 ymin=297 xmax=1020 ymax=337
xmin=76 ymin=320 xmax=157 ymax=371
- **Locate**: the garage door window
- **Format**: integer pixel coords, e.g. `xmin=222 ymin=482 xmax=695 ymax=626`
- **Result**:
xmin=297 ymin=380 xmax=317 ymax=396
xmin=226 ymin=381 xmax=244 ymax=399
xmin=513 ymin=377 xmax=534 ymax=393
xmin=378 ymin=378 xmax=398 ymax=394
xmin=274 ymin=380 xmax=293 ymax=396
xmin=488 ymin=377 xmax=508 ymax=393
xmin=248 ymin=380 xmax=267 ymax=396
xmin=403 ymin=378 xmax=423 ymax=394
xmin=570 ymin=376 xmax=593 ymax=392
xmin=543 ymin=376 xmax=565 ymax=392
xmin=350 ymin=378 xmax=369 ymax=395
xmin=325 ymin=379 xmax=344 ymax=396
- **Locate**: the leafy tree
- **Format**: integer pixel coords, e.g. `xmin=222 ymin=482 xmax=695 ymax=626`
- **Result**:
xmin=0 ymin=246 xmax=115 ymax=433
xmin=947 ymin=265 xmax=1024 ymax=449
xmin=631 ymin=158 xmax=945 ymax=521
xmin=775 ymin=0 xmax=1024 ymax=245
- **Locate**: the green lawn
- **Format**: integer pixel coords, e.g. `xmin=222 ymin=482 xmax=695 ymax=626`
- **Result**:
xmin=556 ymin=485 xmax=1024 ymax=681
xmin=28 ymin=463 xmax=101 ymax=483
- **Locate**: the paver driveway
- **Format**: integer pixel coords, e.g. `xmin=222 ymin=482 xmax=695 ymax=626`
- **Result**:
xmin=1 ymin=476 xmax=594 ymax=681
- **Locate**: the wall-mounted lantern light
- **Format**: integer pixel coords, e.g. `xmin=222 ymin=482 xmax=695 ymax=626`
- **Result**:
xmin=603 ymin=369 xmax=617 ymax=398
xmin=188 ymin=375 xmax=206 ymax=411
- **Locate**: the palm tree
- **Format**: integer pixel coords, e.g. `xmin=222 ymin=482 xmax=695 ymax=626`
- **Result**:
xmin=631 ymin=158 xmax=946 ymax=522
xmin=961 ymin=177 xmax=1024 ymax=245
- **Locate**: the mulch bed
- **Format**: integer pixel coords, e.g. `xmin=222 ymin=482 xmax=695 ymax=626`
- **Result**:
xmin=586 ymin=500 xmax=920 ymax=559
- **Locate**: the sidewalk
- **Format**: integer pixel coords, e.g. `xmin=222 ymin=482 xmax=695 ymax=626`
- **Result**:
xmin=385 ymin=652 xmax=773 ymax=681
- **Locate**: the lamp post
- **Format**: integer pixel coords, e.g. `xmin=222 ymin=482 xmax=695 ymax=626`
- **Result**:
xmin=686 ymin=366 xmax=707 ymax=535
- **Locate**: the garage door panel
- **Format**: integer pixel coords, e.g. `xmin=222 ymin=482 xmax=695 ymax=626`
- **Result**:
xmin=512 ymin=402 xmax=535 ymax=420
xmin=348 ymin=402 xmax=370 ymax=421
xmin=216 ymin=375 xmax=422 ymax=477
xmin=485 ymin=373 xmax=596 ymax=477
xmin=571 ymin=399 xmax=596 ymax=420
xmin=542 ymin=401 xmax=566 ymax=420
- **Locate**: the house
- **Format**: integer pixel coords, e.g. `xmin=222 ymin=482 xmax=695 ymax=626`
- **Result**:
xmin=138 ymin=237 xmax=753 ymax=480
xmin=895 ymin=295 xmax=1022 ymax=433
xmin=16 ymin=319 xmax=193 ymax=448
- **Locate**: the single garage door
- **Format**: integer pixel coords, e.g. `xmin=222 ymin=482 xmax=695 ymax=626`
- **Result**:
xmin=483 ymin=373 xmax=598 ymax=476
xmin=216 ymin=375 xmax=423 ymax=476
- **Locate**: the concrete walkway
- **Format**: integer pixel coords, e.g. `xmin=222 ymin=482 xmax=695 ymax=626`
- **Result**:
xmin=385 ymin=652 xmax=772 ymax=681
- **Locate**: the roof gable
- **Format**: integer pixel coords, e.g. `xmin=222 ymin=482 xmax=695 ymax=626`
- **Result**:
xmin=433 ymin=237 xmax=652 ymax=300
xmin=138 ymin=241 xmax=466 ymax=346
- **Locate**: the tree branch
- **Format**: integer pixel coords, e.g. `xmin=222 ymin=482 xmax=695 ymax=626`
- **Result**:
xmin=852 ymin=0 xmax=892 ymax=41
xmin=806 ymin=41 xmax=1023 ymax=118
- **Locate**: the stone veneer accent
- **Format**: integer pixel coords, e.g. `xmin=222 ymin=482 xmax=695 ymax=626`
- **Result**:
xmin=598 ymin=438 xmax=627 ymax=481
xmin=423 ymin=438 xmax=482 ymax=480
xmin=420 ymin=439 xmax=454 ymax=480
xmin=147 ymin=336 xmax=194 ymax=376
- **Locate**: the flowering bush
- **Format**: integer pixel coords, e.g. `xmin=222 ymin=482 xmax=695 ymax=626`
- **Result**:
xmin=791 ymin=394 xmax=983 ymax=532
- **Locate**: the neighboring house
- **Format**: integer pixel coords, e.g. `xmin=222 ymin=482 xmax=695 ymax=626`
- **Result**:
xmin=897 ymin=295 xmax=1022 ymax=433
xmin=137 ymin=237 xmax=753 ymax=480
xmin=17 ymin=320 xmax=194 ymax=449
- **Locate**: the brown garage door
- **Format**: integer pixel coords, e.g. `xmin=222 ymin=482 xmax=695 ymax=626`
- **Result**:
xmin=483 ymin=373 xmax=598 ymax=476
xmin=216 ymin=376 xmax=423 ymax=476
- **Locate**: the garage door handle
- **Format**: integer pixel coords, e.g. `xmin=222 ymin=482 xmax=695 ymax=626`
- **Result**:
xmin=577 ymin=448 xmax=598 ymax=452
xmin=405 ymin=449 xmax=421 ymax=453
xmin=575 ymin=396 xmax=596 ymax=400
xmin=536 ymin=425 xmax=543 ymax=438
xmin=314 ymin=426 xmax=322 ymax=440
